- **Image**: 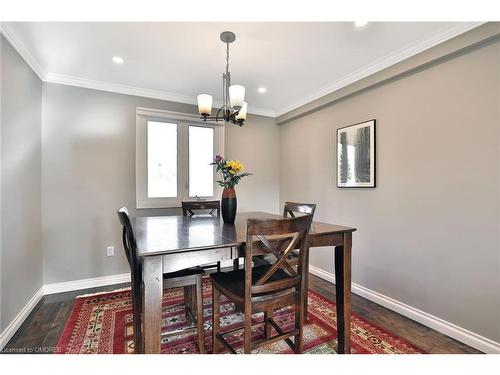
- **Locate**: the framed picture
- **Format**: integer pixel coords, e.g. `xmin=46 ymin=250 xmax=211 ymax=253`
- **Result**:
xmin=337 ymin=119 xmax=376 ymax=188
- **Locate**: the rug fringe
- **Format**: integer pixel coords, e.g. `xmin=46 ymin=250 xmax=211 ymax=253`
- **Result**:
xmin=76 ymin=287 xmax=131 ymax=298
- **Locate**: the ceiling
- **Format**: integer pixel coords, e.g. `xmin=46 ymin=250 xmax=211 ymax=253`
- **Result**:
xmin=1 ymin=22 xmax=481 ymax=117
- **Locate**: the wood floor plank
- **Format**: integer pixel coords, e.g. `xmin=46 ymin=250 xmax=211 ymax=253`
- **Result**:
xmin=1 ymin=277 xmax=481 ymax=354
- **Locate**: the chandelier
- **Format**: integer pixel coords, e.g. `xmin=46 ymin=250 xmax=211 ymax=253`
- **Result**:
xmin=197 ymin=31 xmax=247 ymax=126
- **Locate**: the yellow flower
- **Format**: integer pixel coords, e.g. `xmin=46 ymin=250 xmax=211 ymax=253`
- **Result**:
xmin=226 ymin=160 xmax=244 ymax=174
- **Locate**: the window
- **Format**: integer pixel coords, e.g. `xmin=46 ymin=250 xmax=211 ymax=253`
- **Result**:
xmin=136 ymin=108 xmax=224 ymax=208
xmin=189 ymin=126 xmax=214 ymax=197
xmin=147 ymin=121 xmax=178 ymax=198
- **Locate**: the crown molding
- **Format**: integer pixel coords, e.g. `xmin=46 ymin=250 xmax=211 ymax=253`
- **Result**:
xmin=274 ymin=22 xmax=485 ymax=117
xmin=45 ymin=72 xmax=198 ymax=105
xmin=44 ymin=73 xmax=276 ymax=117
xmin=0 ymin=21 xmax=275 ymax=117
xmin=1 ymin=22 xmax=483 ymax=120
xmin=0 ymin=22 xmax=46 ymax=80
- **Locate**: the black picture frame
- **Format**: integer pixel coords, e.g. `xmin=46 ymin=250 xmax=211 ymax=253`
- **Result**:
xmin=336 ymin=119 xmax=376 ymax=188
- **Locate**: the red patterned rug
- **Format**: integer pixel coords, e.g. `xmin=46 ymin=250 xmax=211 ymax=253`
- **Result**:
xmin=56 ymin=279 xmax=425 ymax=354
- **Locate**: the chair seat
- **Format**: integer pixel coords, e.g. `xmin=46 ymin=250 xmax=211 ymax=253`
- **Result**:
xmin=163 ymin=266 xmax=204 ymax=279
xmin=210 ymin=264 xmax=294 ymax=300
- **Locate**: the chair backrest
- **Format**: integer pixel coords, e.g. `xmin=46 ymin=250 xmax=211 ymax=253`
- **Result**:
xmin=245 ymin=215 xmax=313 ymax=298
xmin=182 ymin=200 xmax=221 ymax=217
xmin=116 ymin=207 xmax=141 ymax=288
xmin=283 ymin=201 xmax=316 ymax=218
xmin=117 ymin=207 xmax=143 ymax=353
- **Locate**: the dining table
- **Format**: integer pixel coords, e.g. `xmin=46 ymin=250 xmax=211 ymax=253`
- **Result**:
xmin=132 ymin=211 xmax=356 ymax=354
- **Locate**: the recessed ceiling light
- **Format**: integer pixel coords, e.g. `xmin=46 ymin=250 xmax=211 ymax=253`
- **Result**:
xmin=112 ymin=56 xmax=124 ymax=64
xmin=258 ymin=87 xmax=267 ymax=93
xmin=354 ymin=21 xmax=368 ymax=28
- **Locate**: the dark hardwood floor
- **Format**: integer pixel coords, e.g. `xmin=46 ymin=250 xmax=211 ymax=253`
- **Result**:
xmin=1 ymin=274 xmax=481 ymax=354
xmin=308 ymin=275 xmax=481 ymax=354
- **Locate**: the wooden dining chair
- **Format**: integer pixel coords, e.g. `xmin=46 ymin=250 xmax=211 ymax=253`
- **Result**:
xmin=283 ymin=201 xmax=316 ymax=218
xmin=182 ymin=200 xmax=220 ymax=218
xmin=181 ymin=200 xmax=224 ymax=272
xmin=211 ymin=215 xmax=313 ymax=354
xmin=283 ymin=201 xmax=316 ymax=319
xmin=117 ymin=207 xmax=205 ymax=354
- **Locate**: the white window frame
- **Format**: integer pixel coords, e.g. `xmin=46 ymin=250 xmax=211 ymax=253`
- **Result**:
xmin=136 ymin=107 xmax=224 ymax=209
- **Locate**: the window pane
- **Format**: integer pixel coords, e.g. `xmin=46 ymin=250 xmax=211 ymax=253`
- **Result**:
xmin=189 ymin=126 xmax=214 ymax=197
xmin=147 ymin=121 xmax=177 ymax=198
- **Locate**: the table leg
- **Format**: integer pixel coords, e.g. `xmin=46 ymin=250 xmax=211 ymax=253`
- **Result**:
xmin=142 ymin=255 xmax=163 ymax=354
xmin=334 ymin=232 xmax=352 ymax=354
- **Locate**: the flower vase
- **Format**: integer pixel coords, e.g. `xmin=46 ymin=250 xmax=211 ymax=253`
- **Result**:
xmin=221 ymin=188 xmax=237 ymax=224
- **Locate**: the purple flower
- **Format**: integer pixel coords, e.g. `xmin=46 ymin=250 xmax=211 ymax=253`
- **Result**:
xmin=215 ymin=155 xmax=223 ymax=162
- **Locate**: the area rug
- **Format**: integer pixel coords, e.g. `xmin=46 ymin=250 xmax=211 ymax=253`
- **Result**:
xmin=56 ymin=279 xmax=425 ymax=354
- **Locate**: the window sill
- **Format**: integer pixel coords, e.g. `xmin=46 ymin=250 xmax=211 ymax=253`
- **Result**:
xmin=136 ymin=197 xmax=218 ymax=209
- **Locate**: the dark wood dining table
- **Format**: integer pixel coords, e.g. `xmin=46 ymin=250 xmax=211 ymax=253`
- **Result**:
xmin=132 ymin=211 xmax=356 ymax=354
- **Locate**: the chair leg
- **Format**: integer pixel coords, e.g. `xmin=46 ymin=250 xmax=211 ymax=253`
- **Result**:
xmin=212 ymin=282 xmax=221 ymax=354
xmin=304 ymin=250 xmax=310 ymax=320
xmin=195 ymin=277 xmax=205 ymax=354
xmin=263 ymin=309 xmax=272 ymax=339
xmin=217 ymin=261 xmax=221 ymax=272
xmin=233 ymin=259 xmax=243 ymax=313
xmin=304 ymin=292 xmax=309 ymax=321
xmin=191 ymin=284 xmax=197 ymax=316
xmin=243 ymin=303 xmax=252 ymax=354
xmin=294 ymin=294 xmax=305 ymax=354
xmin=132 ymin=288 xmax=143 ymax=354
xmin=184 ymin=286 xmax=192 ymax=325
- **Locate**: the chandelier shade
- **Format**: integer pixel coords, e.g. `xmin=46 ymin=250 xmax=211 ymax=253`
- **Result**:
xmin=197 ymin=94 xmax=213 ymax=116
xmin=235 ymin=102 xmax=247 ymax=121
xmin=229 ymin=85 xmax=245 ymax=110
xmin=197 ymin=31 xmax=247 ymax=126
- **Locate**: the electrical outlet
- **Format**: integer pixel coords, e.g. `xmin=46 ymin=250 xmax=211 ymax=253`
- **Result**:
xmin=107 ymin=246 xmax=114 ymax=257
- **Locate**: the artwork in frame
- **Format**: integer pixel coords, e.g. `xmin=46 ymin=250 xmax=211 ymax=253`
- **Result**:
xmin=337 ymin=119 xmax=376 ymax=188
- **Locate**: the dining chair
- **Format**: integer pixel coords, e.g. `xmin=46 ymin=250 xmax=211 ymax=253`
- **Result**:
xmin=182 ymin=200 xmax=220 ymax=218
xmin=283 ymin=201 xmax=316 ymax=319
xmin=181 ymin=200 xmax=225 ymax=272
xmin=283 ymin=201 xmax=316 ymax=218
xmin=211 ymin=214 xmax=313 ymax=354
xmin=117 ymin=207 xmax=205 ymax=354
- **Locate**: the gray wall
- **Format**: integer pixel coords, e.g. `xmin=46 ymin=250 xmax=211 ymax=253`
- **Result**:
xmin=0 ymin=36 xmax=42 ymax=331
xmin=41 ymin=83 xmax=280 ymax=284
xmin=279 ymin=40 xmax=500 ymax=342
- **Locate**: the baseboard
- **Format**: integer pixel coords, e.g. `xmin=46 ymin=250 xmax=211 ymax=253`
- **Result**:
xmin=43 ymin=273 xmax=131 ymax=295
xmin=0 ymin=287 xmax=44 ymax=350
xmin=3 ymin=268 xmax=499 ymax=353
xmin=309 ymin=265 xmax=500 ymax=354
xmin=0 ymin=273 xmax=131 ymax=349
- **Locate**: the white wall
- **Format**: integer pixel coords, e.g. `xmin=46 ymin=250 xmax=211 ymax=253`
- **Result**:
xmin=225 ymin=116 xmax=280 ymax=214
xmin=41 ymin=83 xmax=280 ymax=284
xmin=279 ymin=40 xmax=500 ymax=343
xmin=2 ymin=24 xmax=499 ymax=353
xmin=0 ymin=36 xmax=43 ymax=331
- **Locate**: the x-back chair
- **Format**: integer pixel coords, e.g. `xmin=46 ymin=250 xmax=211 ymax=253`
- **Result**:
xmin=283 ymin=201 xmax=317 ymax=319
xmin=181 ymin=200 xmax=225 ymax=272
xmin=211 ymin=214 xmax=313 ymax=354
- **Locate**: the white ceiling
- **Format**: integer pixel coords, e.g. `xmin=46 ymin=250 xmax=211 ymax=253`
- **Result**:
xmin=2 ymin=22 xmax=481 ymax=116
